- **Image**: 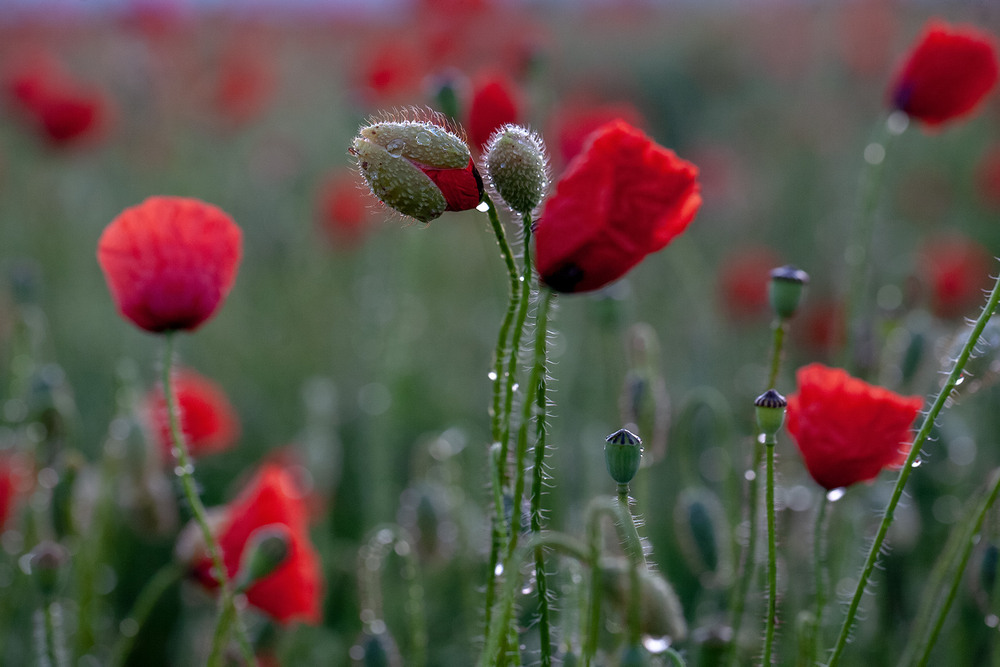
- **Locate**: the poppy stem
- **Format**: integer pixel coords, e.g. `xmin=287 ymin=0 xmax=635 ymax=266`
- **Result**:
xmin=729 ymin=314 xmax=788 ymax=665
xmin=841 ymin=112 xmax=907 ymax=376
xmin=811 ymin=494 xmax=831 ymax=665
xmin=827 ymin=264 xmax=1000 ymax=666
xmin=761 ymin=434 xmax=778 ymax=666
xmin=617 ymin=483 xmax=644 ymax=646
xmin=483 ymin=194 xmax=526 ymax=629
xmin=160 ymin=333 xmax=256 ymax=667
xmin=896 ymin=468 xmax=1000 ymax=667
xmin=529 ymin=287 xmax=556 ymax=666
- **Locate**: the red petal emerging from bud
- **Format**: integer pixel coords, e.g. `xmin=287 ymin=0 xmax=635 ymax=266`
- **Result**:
xmin=416 ymin=158 xmax=484 ymax=212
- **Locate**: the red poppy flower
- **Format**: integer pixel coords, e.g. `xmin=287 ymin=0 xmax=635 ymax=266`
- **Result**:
xmin=534 ymin=119 xmax=701 ymax=293
xmin=0 ymin=453 xmax=31 ymax=531
xmin=316 ymin=169 xmax=374 ymax=249
xmin=214 ymin=42 xmax=276 ymax=125
xmin=786 ymin=364 xmax=923 ymax=491
xmin=467 ymin=73 xmax=520 ymax=152
xmin=793 ymin=298 xmax=846 ymax=357
xmin=716 ymin=246 xmax=782 ymax=321
xmin=191 ymin=464 xmax=323 ymax=625
xmin=916 ymin=234 xmax=993 ymax=319
xmin=888 ymin=19 xmax=999 ymax=128
xmin=548 ymin=100 xmax=645 ymax=167
xmin=30 ymin=84 xmax=112 ymax=147
xmin=144 ymin=368 xmax=240 ymax=460
xmin=97 ymin=196 xmax=243 ymax=333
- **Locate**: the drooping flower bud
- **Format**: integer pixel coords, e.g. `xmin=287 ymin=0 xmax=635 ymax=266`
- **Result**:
xmin=674 ymin=487 xmax=732 ymax=588
xmin=605 ymin=428 xmax=642 ymax=485
xmin=754 ymin=389 xmax=787 ymax=440
xmin=485 ymin=124 xmax=549 ymax=216
xmin=234 ymin=525 xmax=291 ymax=592
xmin=769 ymin=265 xmax=809 ymax=320
xmin=351 ymin=115 xmax=483 ymax=223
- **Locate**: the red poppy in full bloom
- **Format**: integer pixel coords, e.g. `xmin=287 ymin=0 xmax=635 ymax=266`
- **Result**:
xmin=786 ymin=364 xmax=923 ymax=491
xmin=191 ymin=464 xmax=324 ymax=625
xmin=467 ymin=73 xmax=520 ymax=152
xmin=97 ymin=196 xmax=243 ymax=333
xmin=144 ymin=368 xmax=240 ymax=460
xmin=534 ymin=119 xmax=701 ymax=293
xmin=915 ymin=233 xmax=993 ymax=319
xmin=888 ymin=19 xmax=999 ymax=128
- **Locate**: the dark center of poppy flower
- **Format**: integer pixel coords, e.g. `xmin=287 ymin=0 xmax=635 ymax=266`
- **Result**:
xmin=543 ymin=262 xmax=586 ymax=292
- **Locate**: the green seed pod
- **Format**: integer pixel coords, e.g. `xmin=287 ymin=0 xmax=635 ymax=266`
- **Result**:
xmin=351 ymin=116 xmax=482 ymax=223
xmin=484 ymin=124 xmax=549 ymax=215
xmin=600 ymin=557 xmax=688 ymax=642
xmin=754 ymin=389 xmax=787 ymax=440
xmin=605 ymin=428 xmax=642 ymax=485
xmin=235 ymin=525 xmax=291 ymax=592
xmin=768 ymin=265 xmax=809 ymax=319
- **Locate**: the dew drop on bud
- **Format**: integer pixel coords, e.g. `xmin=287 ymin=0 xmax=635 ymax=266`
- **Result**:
xmin=415 ymin=131 xmax=432 ymax=146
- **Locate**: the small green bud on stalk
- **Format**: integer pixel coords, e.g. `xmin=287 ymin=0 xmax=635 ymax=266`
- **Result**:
xmin=769 ymin=265 xmax=809 ymax=319
xmin=484 ymin=124 xmax=549 ymax=215
xmin=754 ymin=389 xmax=787 ymax=441
xmin=234 ymin=525 xmax=291 ymax=592
xmin=605 ymin=428 xmax=643 ymax=485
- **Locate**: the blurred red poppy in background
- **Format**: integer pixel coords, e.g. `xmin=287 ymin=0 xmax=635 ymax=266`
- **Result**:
xmin=467 ymin=72 xmax=520 ymax=152
xmin=97 ymin=196 xmax=243 ymax=333
xmin=888 ymin=19 xmax=999 ymax=128
xmin=547 ymin=99 xmax=646 ymax=168
xmin=316 ymin=169 xmax=376 ymax=249
xmin=915 ymin=233 xmax=993 ymax=319
xmin=534 ymin=119 xmax=701 ymax=293
xmin=786 ymin=364 xmax=923 ymax=490
xmin=0 ymin=453 xmax=32 ymax=532
xmin=716 ymin=246 xmax=782 ymax=321
xmin=191 ymin=464 xmax=324 ymax=625
xmin=214 ymin=40 xmax=277 ymax=126
xmin=144 ymin=368 xmax=240 ymax=460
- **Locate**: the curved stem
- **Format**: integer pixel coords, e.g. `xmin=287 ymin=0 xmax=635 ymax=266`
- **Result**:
xmin=827 ymin=267 xmax=1000 ymax=666
xmin=485 ymin=194 xmax=521 ymax=445
xmin=762 ymin=437 xmax=778 ymax=666
xmin=161 ymin=334 xmax=256 ymax=667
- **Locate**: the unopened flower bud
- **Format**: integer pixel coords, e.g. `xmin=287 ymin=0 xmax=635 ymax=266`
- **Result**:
xmin=674 ymin=487 xmax=732 ymax=587
xmin=351 ymin=116 xmax=483 ymax=223
xmin=484 ymin=124 xmax=548 ymax=215
xmin=769 ymin=265 xmax=809 ymax=319
xmin=235 ymin=525 xmax=291 ymax=592
xmin=754 ymin=389 xmax=787 ymax=440
xmin=605 ymin=428 xmax=642 ymax=484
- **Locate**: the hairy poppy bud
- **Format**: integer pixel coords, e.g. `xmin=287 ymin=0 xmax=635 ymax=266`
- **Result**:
xmin=484 ymin=124 xmax=549 ymax=215
xmin=351 ymin=116 xmax=483 ymax=223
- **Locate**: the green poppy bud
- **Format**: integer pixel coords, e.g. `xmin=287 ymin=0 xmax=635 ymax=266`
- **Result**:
xmin=484 ymin=124 xmax=549 ymax=215
xmin=754 ymin=389 xmax=787 ymax=440
xmin=769 ymin=265 xmax=809 ymax=319
xmin=234 ymin=525 xmax=291 ymax=592
xmin=605 ymin=428 xmax=642 ymax=484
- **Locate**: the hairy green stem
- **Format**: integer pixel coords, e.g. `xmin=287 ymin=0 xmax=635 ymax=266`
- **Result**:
xmin=762 ymin=437 xmax=778 ymax=666
xmin=161 ymin=334 xmax=256 ymax=667
xmin=827 ymin=267 xmax=1000 ymax=666
xmin=617 ymin=484 xmax=643 ymax=646
xmin=530 ymin=290 xmax=555 ymax=667
xmin=479 ymin=533 xmax=589 ymax=667
xmin=812 ymin=495 xmax=831 ymax=665
xmin=895 ymin=469 xmax=1000 ymax=667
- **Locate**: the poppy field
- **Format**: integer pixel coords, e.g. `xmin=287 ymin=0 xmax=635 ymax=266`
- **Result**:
xmin=4 ymin=1 xmax=1000 ymax=665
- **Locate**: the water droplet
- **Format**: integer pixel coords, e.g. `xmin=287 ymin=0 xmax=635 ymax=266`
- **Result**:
xmin=476 ymin=201 xmax=489 ymax=212
xmin=494 ymin=563 xmax=504 ymax=576
xmin=987 ymin=614 xmax=999 ymax=628
xmin=744 ymin=470 xmax=756 ymax=482
xmin=386 ymin=139 xmax=405 ymax=157
xmin=415 ymin=131 xmax=431 ymax=146
xmin=911 ymin=458 xmax=922 ymax=468
xmin=520 ymin=583 xmax=535 ymax=595
xmin=488 ymin=371 xmax=498 ymax=381
xmin=826 ymin=488 xmax=846 ymax=502
xmin=173 ymin=466 xmax=186 ymax=477
xmin=642 ymin=636 xmax=671 ymax=654
xmin=511 ymin=383 xmax=519 ymax=392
